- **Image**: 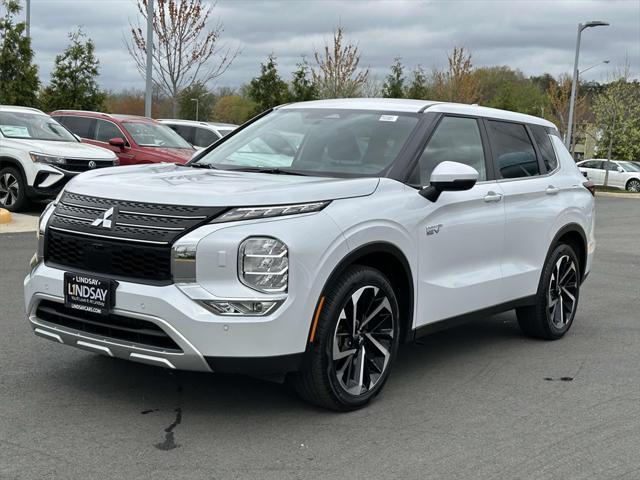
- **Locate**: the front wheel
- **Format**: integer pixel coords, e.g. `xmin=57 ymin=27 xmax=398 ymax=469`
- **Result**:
xmin=0 ymin=167 xmax=29 ymax=212
xmin=626 ymin=179 xmax=640 ymax=192
xmin=289 ymin=266 xmax=400 ymax=411
xmin=517 ymin=244 xmax=580 ymax=340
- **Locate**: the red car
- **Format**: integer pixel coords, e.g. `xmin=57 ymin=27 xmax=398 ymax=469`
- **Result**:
xmin=51 ymin=111 xmax=195 ymax=165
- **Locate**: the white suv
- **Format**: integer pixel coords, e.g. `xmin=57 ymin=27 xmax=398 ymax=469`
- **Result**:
xmin=0 ymin=106 xmax=118 ymax=211
xmin=24 ymin=99 xmax=595 ymax=410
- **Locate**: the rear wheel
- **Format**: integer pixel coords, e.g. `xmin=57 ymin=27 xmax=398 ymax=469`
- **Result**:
xmin=289 ymin=266 xmax=400 ymax=411
xmin=0 ymin=167 xmax=28 ymax=212
xmin=626 ymin=179 xmax=640 ymax=192
xmin=517 ymin=243 xmax=580 ymax=340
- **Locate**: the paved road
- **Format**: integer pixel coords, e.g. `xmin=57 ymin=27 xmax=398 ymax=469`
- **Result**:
xmin=1 ymin=197 xmax=639 ymax=480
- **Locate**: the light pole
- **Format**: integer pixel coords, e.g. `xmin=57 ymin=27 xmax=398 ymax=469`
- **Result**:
xmin=570 ymin=60 xmax=609 ymax=156
xmin=191 ymin=98 xmax=199 ymax=121
xmin=144 ymin=0 xmax=154 ymax=118
xmin=25 ymin=0 xmax=30 ymax=38
xmin=566 ymin=20 xmax=609 ymax=149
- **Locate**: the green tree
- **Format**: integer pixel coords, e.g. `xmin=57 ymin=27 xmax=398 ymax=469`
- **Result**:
xmin=246 ymin=55 xmax=289 ymax=114
xmin=212 ymin=95 xmax=256 ymax=124
xmin=593 ymin=79 xmax=640 ymax=161
xmin=41 ymin=28 xmax=106 ymax=111
xmin=0 ymin=0 xmax=39 ymax=106
xmin=288 ymin=59 xmax=318 ymax=102
xmin=382 ymin=58 xmax=405 ymax=98
xmin=178 ymin=82 xmax=215 ymax=120
xmin=474 ymin=66 xmax=547 ymax=116
xmin=406 ymin=66 xmax=429 ymax=99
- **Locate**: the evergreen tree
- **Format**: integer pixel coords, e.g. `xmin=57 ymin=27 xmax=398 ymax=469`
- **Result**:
xmin=406 ymin=66 xmax=429 ymax=100
xmin=0 ymin=0 xmax=39 ymax=106
xmin=246 ymin=55 xmax=289 ymax=114
xmin=381 ymin=58 xmax=405 ymax=98
xmin=41 ymin=28 xmax=106 ymax=111
xmin=178 ymin=82 xmax=215 ymax=120
xmin=289 ymin=59 xmax=318 ymax=102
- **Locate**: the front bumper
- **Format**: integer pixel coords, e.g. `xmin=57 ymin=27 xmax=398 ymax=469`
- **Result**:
xmin=24 ymin=263 xmax=314 ymax=374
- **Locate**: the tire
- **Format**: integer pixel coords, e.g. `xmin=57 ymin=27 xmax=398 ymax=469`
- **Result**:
xmin=289 ymin=266 xmax=400 ymax=411
xmin=516 ymin=243 xmax=581 ymax=340
xmin=0 ymin=167 xmax=29 ymax=212
xmin=626 ymin=179 xmax=640 ymax=193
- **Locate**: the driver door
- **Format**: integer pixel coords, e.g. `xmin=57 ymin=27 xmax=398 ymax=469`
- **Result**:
xmin=413 ymin=116 xmax=506 ymax=328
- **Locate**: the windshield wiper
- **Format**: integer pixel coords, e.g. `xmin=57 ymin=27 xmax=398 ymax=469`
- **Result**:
xmin=182 ymin=163 xmax=217 ymax=169
xmin=229 ymin=167 xmax=307 ymax=176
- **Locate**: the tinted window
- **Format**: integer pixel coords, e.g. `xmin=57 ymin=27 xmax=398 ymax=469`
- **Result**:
xmin=411 ymin=116 xmax=486 ymax=185
xmin=581 ymin=160 xmax=603 ymax=169
xmin=56 ymin=115 xmax=95 ymax=139
xmin=487 ymin=121 xmax=539 ymax=178
xmin=530 ymin=125 xmax=558 ymax=172
xmin=605 ymin=162 xmax=619 ymax=171
xmin=167 ymin=124 xmax=195 ymax=144
xmin=94 ymin=120 xmax=123 ymax=143
xmin=194 ymin=127 xmax=219 ymax=147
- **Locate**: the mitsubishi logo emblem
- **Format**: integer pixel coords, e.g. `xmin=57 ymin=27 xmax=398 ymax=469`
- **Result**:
xmin=91 ymin=207 xmax=116 ymax=229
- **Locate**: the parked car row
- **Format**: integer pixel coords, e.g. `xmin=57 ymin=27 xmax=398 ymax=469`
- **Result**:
xmin=0 ymin=105 xmax=237 ymax=211
xmin=576 ymin=159 xmax=640 ymax=192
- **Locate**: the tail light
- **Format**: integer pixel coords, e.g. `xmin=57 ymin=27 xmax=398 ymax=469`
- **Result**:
xmin=583 ymin=180 xmax=596 ymax=196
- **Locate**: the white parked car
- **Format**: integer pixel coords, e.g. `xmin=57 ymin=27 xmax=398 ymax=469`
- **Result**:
xmin=25 ymin=99 xmax=595 ymax=410
xmin=576 ymin=159 xmax=640 ymax=192
xmin=0 ymin=106 xmax=118 ymax=211
xmin=158 ymin=119 xmax=237 ymax=149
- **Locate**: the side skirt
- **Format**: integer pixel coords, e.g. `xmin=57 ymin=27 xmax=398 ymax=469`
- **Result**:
xmin=412 ymin=295 xmax=537 ymax=340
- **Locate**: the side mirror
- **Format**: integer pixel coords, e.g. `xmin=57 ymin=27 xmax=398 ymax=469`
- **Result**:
xmin=617 ymin=166 xmax=624 ymax=173
xmin=419 ymin=161 xmax=479 ymax=202
xmin=108 ymin=137 xmax=126 ymax=149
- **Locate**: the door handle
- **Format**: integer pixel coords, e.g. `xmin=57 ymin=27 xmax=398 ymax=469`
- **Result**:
xmin=483 ymin=191 xmax=503 ymax=203
xmin=546 ymin=185 xmax=560 ymax=195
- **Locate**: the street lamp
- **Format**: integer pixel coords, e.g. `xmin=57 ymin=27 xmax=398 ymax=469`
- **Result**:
xmin=566 ymin=20 xmax=609 ymax=150
xmin=570 ymin=60 xmax=609 ymax=156
xmin=579 ymin=59 xmax=609 ymax=76
xmin=191 ymin=98 xmax=199 ymax=121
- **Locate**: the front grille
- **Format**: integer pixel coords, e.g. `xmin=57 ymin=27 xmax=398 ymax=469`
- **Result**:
xmin=58 ymin=159 xmax=115 ymax=173
xmin=45 ymin=192 xmax=225 ymax=283
xmin=47 ymin=229 xmax=171 ymax=281
xmin=36 ymin=300 xmax=181 ymax=351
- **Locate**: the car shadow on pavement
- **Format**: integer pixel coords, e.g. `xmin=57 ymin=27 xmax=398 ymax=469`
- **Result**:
xmin=49 ymin=311 xmax=526 ymax=414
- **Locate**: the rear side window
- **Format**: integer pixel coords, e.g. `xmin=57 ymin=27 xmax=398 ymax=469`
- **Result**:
xmin=167 ymin=124 xmax=195 ymax=145
xmin=487 ymin=120 xmax=539 ymax=179
xmin=530 ymin=125 xmax=558 ymax=172
xmin=56 ymin=115 xmax=95 ymax=139
xmin=94 ymin=120 xmax=123 ymax=143
xmin=581 ymin=160 xmax=603 ymax=169
xmin=412 ymin=116 xmax=486 ymax=185
xmin=194 ymin=127 xmax=219 ymax=148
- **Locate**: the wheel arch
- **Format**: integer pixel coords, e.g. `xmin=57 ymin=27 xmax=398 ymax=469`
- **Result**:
xmin=316 ymin=242 xmax=415 ymax=344
xmin=549 ymin=223 xmax=588 ymax=282
xmin=0 ymin=156 xmax=27 ymax=178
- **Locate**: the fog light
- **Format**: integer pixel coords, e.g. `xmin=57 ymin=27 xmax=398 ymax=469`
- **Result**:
xmin=200 ymin=300 xmax=282 ymax=316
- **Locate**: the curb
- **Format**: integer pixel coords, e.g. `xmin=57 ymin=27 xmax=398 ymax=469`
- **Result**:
xmin=595 ymin=191 xmax=640 ymax=199
xmin=0 ymin=208 xmax=11 ymax=224
xmin=0 ymin=212 xmax=38 ymax=233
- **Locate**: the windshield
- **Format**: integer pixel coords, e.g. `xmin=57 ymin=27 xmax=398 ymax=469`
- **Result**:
xmin=194 ymin=109 xmax=419 ymax=176
xmin=0 ymin=111 xmax=77 ymax=142
xmin=123 ymin=121 xmax=193 ymax=149
xmin=619 ymin=161 xmax=640 ymax=172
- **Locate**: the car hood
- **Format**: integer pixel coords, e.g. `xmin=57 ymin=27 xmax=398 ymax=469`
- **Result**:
xmin=6 ymin=139 xmax=117 ymax=160
xmin=65 ymin=163 xmax=380 ymax=206
xmin=139 ymin=147 xmax=194 ymax=163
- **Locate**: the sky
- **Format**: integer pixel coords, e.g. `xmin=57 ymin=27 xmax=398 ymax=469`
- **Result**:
xmin=21 ymin=0 xmax=640 ymax=92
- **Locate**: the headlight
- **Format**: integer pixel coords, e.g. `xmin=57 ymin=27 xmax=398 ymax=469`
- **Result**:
xmin=30 ymin=152 xmax=67 ymax=165
xmin=238 ymin=237 xmax=288 ymax=293
xmin=213 ymin=201 xmax=329 ymax=223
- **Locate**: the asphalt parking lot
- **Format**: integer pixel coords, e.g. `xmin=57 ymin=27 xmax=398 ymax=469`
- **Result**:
xmin=1 ymin=197 xmax=639 ymax=480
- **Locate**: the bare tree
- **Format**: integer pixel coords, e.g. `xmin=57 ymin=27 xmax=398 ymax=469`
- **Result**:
xmin=126 ymin=0 xmax=239 ymax=116
xmin=312 ymin=25 xmax=369 ymax=98
xmin=546 ymin=74 xmax=588 ymax=142
xmin=432 ymin=46 xmax=478 ymax=103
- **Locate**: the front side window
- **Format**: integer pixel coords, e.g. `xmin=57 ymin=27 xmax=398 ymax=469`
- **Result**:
xmin=194 ymin=127 xmax=219 ymax=147
xmin=194 ymin=109 xmax=419 ymax=176
xmin=530 ymin=125 xmax=558 ymax=172
xmin=0 ymin=112 xmax=78 ymax=142
xmin=411 ymin=116 xmax=486 ymax=185
xmin=123 ymin=122 xmax=193 ymax=148
xmin=487 ymin=120 xmax=539 ymax=179
xmin=94 ymin=120 xmax=124 ymax=143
